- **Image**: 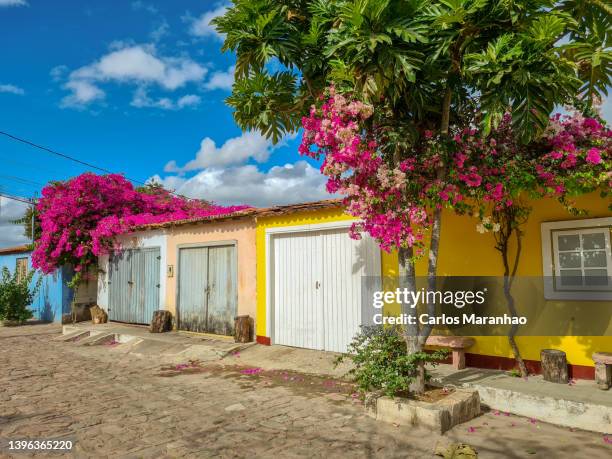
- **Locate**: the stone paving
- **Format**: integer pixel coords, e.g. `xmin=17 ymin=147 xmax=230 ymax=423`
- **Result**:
xmin=0 ymin=323 xmax=610 ymax=458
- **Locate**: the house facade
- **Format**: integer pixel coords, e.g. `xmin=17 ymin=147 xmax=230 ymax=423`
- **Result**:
xmin=97 ymin=229 xmax=168 ymax=325
xmin=0 ymin=245 xmax=97 ymax=322
xmin=92 ymin=193 xmax=609 ymax=379
xmin=96 ymin=210 xmax=257 ymax=335
xmin=254 ymin=194 xmax=611 ymax=379
xmin=254 ymin=200 xmax=398 ymax=352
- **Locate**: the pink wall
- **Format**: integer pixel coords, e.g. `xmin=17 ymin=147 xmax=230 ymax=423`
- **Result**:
xmin=165 ymin=218 xmax=257 ymax=327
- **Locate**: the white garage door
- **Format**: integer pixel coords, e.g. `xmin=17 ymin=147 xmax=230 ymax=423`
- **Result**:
xmin=272 ymin=227 xmax=381 ymax=353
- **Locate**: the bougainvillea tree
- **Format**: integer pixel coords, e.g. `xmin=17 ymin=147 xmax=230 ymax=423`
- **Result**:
xmin=449 ymin=107 xmax=611 ymax=375
xmin=301 ymin=87 xmax=611 ymax=376
xmin=32 ymin=173 xmax=248 ymax=282
xmin=216 ymin=0 xmax=611 ymax=392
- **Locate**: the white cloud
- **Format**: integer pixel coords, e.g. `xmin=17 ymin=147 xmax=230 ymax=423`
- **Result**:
xmin=60 ymin=80 xmax=105 ymax=108
xmin=73 ymin=46 xmax=206 ymax=90
xmin=59 ymin=44 xmax=207 ymax=107
xmin=204 ymin=66 xmax=234 ymax=91
xmin=150 ymin=19 xmax=169 ymax=42
xmin=151 ymin=161 xmax=331 ymax=207
xmin=0 ymin=0 xmax=27 ymax=7
xmin=0 ymin=197 xmax=30 ymax=248
xmin=177 ymin=94 xmax=201 ymax=108
xmin=0 ymin=83 xmax=24 ymax=95
xmin=50 ymin=65 xmax=68 ymax=81
xmin=131 ymin=1 xmax=157 ymax=14
xmin=189 ymin=4 xmax=227 ymax=39
xmin=130 ymin=87 xmax=200 ymax=110
xmin=164 ymin=131 xmax=275 ymax=172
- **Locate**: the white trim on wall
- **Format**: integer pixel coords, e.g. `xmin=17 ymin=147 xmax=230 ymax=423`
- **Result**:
xmin=541 ymin=217 xmax=612 ymax=301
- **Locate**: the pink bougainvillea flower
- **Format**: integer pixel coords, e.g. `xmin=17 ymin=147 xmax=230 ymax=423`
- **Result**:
xmin=300 ymin=87 xmax=611 ymax=257
xmin=32 ymin=172 xmax=249 ymax=275
xmin=240 ymin=367 xmax=263 ymax=375
xmin=586 ymin=147 xmax=602 ymax=165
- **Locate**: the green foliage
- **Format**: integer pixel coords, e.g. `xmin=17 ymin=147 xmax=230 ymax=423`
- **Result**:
xmin=214 ymin=0 xmax=610 ymax=144
xmin=507 ymin=368 xmax=522 ymax=377
xmin=0 ymin=266 xmax=41 ymax=323
xmin=11 ymin=206 xmax=40 ymax=242
xmin=336 ymin=326 xmax=449 ymax=397
xmin=227 ymin=71 xmax=302 ymax=143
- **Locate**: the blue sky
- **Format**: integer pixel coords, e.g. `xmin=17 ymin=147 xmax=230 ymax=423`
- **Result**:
xmin=0 ymin=0 xmax=329 ymax=247
xmin=0 ymin=0 xmax=610 ymax=248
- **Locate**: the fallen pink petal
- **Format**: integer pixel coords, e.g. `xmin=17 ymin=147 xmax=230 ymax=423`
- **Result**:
xmin=241 ymin=368 xmax=263 ymax=375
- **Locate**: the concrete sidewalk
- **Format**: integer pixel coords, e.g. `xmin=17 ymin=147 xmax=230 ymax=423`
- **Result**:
xmin=59 ymin=322 xmax=252 ymax=362
xmin=428 ymin=364 xmax=611 ymax=434
xmin=222 ymin=342 xmax=611 ymax=433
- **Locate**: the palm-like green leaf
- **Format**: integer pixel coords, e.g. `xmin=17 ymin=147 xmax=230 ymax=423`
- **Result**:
xmin=214 ymin=0 xmax=610 ymax=145
xmin=226 ymin=71 xmax=301 ymax=143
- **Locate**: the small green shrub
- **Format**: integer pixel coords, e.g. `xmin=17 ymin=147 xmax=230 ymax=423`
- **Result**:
xmin=507 ymin=368 xmax=521 ymax=378
xmin=336 ymin=326 xmax=449 ymax=397
xmin=0 ymin=266 xmax=41 ymax=322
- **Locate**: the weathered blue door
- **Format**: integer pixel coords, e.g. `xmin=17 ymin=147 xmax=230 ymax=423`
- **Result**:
xmin=177 ymin=245 xmax=237 ymax=334
xmin=108 ymin=248 xmax=160 ymax=324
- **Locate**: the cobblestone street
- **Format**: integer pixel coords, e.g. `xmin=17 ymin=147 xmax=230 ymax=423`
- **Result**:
xmin=0 ymin=324 xmax=610 ymax=458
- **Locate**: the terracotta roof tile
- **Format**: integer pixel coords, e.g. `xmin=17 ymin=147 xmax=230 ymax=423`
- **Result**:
xmin=0 ymin=244 xmax=31 ymax=255
xmin=134 ymin=199 xmax=343 ymax=231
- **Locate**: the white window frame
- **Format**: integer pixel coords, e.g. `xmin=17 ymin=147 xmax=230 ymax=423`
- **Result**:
xmin=541 ymin=217 xmax=612 ymax=300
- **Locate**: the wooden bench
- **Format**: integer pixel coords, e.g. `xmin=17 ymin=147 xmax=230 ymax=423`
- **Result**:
xmin=426 ymin=336 xmax=475 ymax=370
xmin=593 ymin=352 xmax=612 ymax=390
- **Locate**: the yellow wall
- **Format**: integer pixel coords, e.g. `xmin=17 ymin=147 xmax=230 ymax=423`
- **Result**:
xmin=429 ymin=192 xmax=611 ymax=367
xmin=165 ymin=218 xmax=257 ymax=327
xmin=256 ymin=194 xmax=611 ymax=368
xmin=255 ymin=207 xmax=398 ymax=338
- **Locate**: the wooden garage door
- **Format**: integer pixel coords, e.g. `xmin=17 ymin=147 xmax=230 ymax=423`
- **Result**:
xmin=178 ymin=245 xmax=237 ymax=335
xmin=272 ymin=228 xmax=381 ymax=353
xmin=108 ymin=248 xmax=160 ymax=324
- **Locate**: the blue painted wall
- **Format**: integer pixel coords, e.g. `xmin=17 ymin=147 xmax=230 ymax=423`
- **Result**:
xmin=0 ymin=251 xmax=73 ymax=323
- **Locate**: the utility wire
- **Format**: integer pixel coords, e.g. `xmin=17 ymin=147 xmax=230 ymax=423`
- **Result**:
xmin=0 ymin=191 xmax=34 ymax=205
xmin=0 ymin=130 xmax=148 ymax=186
xmin=0 ymin=174 xmax=44 ymax=187
xmin=0 ymin=130 xmax=192 ymax=199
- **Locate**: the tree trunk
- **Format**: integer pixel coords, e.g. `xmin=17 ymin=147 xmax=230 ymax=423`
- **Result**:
xmin=541 ymin=349 xmax=569 ymax=383
xmin=498 ymin=219 xmax=529 ymax=377
xmin=504 ymin=277 xmax=529 ymax=377
xmin=420 ymin=205 xmax=442 ymax=343
xmin=399 ymin=246 xmax=426 ymax=394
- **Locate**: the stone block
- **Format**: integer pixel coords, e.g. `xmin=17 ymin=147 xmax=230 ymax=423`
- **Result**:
xmin=366 ymin=389 xmax=480 ymax=434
